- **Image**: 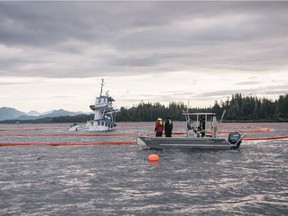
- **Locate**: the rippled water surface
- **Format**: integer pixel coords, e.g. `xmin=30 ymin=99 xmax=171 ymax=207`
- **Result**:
xmin=0 ymin=122 xmax=287 ymax=215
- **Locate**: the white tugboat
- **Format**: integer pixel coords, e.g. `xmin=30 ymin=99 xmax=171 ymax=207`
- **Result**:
xmin=69 ymin=79 xmax=119 ymax=132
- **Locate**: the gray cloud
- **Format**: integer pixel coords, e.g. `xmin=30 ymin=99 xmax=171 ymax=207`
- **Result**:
xmin=0 ymin=1 xmax=288 ymax=78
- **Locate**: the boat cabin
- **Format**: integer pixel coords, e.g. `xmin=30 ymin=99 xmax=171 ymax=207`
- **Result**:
xmin=183 ymin=112 xmax=218 ymax=138
xmin=95 ymin=96 xmax=114 ymax=105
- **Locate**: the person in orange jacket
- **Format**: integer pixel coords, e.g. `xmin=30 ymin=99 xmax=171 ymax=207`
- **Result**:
xmin=155 ymin=117 xmax=163 ymax=137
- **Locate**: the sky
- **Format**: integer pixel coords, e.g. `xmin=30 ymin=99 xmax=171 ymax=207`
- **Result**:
xmin=0 ymin=1 xmax=287 ymax=113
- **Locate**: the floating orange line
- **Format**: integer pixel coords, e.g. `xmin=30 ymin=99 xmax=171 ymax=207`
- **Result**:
xmin=0 ymin=133 xmax=139 ymax=137
xmin=0 ymin=128 xmax=272 ymax=137
xmin=1 ymin=135 xmax=287 ymax=147
xmin=244 ymin=136 xmax=288 ymax=141
xmin=0 ymin=132 xmax=188 ymax=137
xmin=0 ymin=141 xmax=136 ymax=147
xmin=219 ymin=128 xmax=272 ymax=134
xmin=172 ymin=132 xmax=186 ymax=135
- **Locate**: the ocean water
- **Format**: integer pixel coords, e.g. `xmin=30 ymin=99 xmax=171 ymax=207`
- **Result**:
xmin=0 ymin=122 xmax=287 ymax=215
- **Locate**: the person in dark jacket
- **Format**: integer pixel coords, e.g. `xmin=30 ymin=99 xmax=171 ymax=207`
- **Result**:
xmin=199 ymin=116 xmax=206 ymax=137
xmin=155 ymin=117 xmax=163 ymax=137
xmin=164 ymin=117 xmax=173 ymax=137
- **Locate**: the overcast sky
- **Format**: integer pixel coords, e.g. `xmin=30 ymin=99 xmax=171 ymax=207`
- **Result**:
xmin=0 ymin=1 xmax=287 ymax=113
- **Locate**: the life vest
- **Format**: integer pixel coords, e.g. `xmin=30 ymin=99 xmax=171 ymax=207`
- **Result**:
xmin=155 ymin=118 xmax=163 ymax=132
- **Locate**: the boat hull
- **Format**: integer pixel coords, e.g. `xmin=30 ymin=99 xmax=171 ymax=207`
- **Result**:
xmin=69 ymin=119 xmax=115 ymax=132
xmin=137 ymin=136 xmax=239 ymax=150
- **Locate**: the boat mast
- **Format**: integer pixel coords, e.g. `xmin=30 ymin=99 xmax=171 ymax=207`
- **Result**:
xmin=99 ymin=79 xmax=104 ymax=96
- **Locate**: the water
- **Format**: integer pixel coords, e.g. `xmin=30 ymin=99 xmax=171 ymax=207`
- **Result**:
xmin=0 ymin=122 xmax=287 ymax=215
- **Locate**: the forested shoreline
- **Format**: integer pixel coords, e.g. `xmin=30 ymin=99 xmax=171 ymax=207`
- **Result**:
xmin=54 ymin=93 xmax=288 ymax=123
xmin=1 ymin=93 xmax=288 ymax=123
xmin=117 ymin=94 xmax=288 ymax=121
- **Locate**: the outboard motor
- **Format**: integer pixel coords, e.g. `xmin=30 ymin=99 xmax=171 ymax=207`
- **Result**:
xmin=228 ymin=132 xmax=242 ymax=148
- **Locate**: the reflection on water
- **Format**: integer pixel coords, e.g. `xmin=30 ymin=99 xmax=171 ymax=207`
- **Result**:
xmin=0 ymin=122 xmax=287 ymax=215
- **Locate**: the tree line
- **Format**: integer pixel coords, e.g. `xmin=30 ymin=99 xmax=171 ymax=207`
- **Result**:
xmin=2 ymin=93 xmax=286 ymax=124
xmin=211 ymin=93 xmax=287 ymax=121
xmin=115 ymin=93 xmax=288 ymax=122
xmin=51 ymin=93 xmax=288 ymax=123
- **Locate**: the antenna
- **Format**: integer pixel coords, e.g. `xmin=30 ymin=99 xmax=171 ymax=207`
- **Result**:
xmin=219 ymin=109 xmax=227 ymax=123
xmin=100 ymin=79 xmax=104 ymax=96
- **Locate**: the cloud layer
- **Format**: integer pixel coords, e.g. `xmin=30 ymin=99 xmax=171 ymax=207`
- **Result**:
xmin=0 ymin=1 xmax=287 ymax=111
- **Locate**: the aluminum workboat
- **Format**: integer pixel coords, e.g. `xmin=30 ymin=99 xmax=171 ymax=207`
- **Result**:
xmin=137 ymin=112 xmax=246 ymax=150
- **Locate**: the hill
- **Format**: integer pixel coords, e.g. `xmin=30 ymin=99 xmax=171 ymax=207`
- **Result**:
xmin=0 ymin=107 xmax=26 ymax=121
xmin=0 ymin=107 xmax=84 ymax=122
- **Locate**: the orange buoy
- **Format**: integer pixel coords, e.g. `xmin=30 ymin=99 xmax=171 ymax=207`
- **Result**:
xmin=148 ymin=154 xmax=159 ymax=162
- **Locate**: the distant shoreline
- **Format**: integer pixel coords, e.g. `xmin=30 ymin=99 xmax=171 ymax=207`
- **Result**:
xmin=1 ymin=119 xmax=288 ymax=124
xmin=222 ymin=119 xmax=288 ymax=123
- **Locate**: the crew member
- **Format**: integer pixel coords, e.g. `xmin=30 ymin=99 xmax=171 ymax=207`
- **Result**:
xmin=155 ymin=117 xmax=164 ymax=137
xmin=164 ymin=117 xmax=173 ymax=137
xmin=199 ymin=116 xmax=206 ymax=137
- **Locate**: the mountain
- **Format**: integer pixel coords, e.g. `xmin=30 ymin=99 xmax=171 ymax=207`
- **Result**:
xmin=26 ymin=110 xmax=41 ymax=116
xmin=0 ymin=107 xmax=26 ymax=121
xmin=40 ymin=109 xmax=82 ymax=118
xmin=0 ymin=107 xmax=85 ymax=121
